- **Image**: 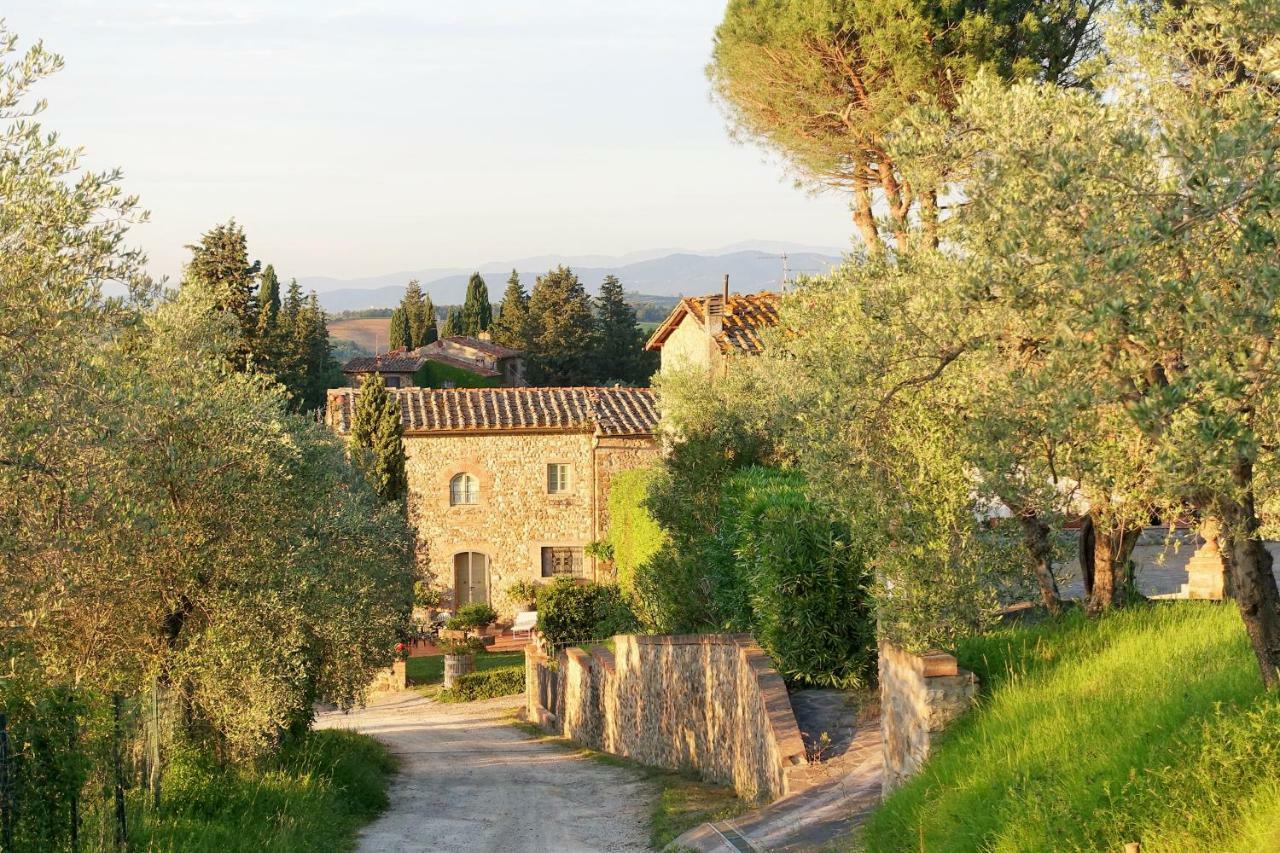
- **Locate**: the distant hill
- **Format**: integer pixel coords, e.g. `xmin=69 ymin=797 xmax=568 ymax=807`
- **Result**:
xmin=308 ymin=245 xmax=846 ymax=313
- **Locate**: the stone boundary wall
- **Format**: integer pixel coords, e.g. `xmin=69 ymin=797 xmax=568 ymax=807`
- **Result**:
xmin=368 ymin=659 xmax=407 ymax=694
xmin=879 ymin=642 xmax=977 ymax=796
xmin=526 ymin=633 xmax=807 ymax=802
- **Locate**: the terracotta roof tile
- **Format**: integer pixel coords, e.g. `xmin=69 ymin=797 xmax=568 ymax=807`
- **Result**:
xmin=326 ymin=386 xmax=659 ymax=437
xmin=644 ymin=291 xmax=780 ymax=355
xmin=342 ymin=348 xmax=425 ymax=374
xmin=430 ymin=336 xmax=523 ymax=359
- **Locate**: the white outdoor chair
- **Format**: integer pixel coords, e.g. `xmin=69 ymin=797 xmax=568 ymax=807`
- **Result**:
xmin=511 ymin=610 xmax=538 ymax=640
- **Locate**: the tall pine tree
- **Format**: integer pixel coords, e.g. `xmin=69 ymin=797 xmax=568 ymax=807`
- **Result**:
xmin=460 ymin=273 xmax=493 ymax=336
xmin=592 ymin=274 xmax=655 ymax=385
xmin=184 ymin=220 xmax=261 ymax=366
xmin=526 ymin=266 xmax=595 ymax=385
xmin=489 ymin=269 xmax=531 ymax=350
xmin=350 ymin=373 xmax=406 ymax=503
xmin=297 ymin=292 xmax=342 ymax=411
xmin=388 ymin=307 xmax=411 ymax=351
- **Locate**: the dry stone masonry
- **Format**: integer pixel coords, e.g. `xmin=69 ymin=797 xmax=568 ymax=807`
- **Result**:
xmin=878 ymin=642 xmax=978 ymax=796
xmin=526 ymin=633 xmax=808 ymax=802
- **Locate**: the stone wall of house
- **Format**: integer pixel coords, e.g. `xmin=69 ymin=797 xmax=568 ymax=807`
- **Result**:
xmin=405 ymin=431 xmax=659 ymax=614
xmin=659 ymin=312 xmax=721 ymax=376
xmin=593 ymin=437 xmax=663 ymax=567
xmin=527 ymin=633 xmax=807 ymax=802
xmin=879 ymin=642 xmax=978 ymax=796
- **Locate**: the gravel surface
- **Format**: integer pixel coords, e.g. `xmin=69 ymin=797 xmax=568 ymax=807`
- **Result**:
xmin=315 ymin=691 xmax=654 ymax=853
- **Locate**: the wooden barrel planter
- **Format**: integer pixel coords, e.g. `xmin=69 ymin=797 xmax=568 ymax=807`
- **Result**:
xmin=443 ymin=653 xmax=475 ymax=688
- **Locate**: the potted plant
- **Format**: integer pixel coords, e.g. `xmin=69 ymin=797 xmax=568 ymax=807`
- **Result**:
xmin=439 ymin=636 xmax=486 ymax=688
xmin=448 ymin=602 xmax=499 ymax=642
xmin=504 ymin=579 xmax=541 ymax=614
xmin=413 ymin=581 xmax=444 ymax=621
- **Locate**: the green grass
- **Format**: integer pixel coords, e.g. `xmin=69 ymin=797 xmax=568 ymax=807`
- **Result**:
xmin=133 ymin=729 xmax=395 ymax=852
xmin=405 ymin=650 xmax=525 ymax=691
xmin=507 ymin=714 xmax=746 ymax=849
xmin=862 ymin=602 xmax=1280 ymax=852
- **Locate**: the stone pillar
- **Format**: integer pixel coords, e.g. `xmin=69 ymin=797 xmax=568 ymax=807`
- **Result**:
xmin=369 ymin=659 xmax=408 ymax=694
xmin=1181 ymin=527 xmax=1225 ymax=600
xmin=879 ymin=642 xmax=978 ymax=797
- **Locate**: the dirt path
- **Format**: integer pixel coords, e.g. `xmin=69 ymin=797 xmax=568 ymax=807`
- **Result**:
xmin=315 ymin=691 xmax=654 ymax=853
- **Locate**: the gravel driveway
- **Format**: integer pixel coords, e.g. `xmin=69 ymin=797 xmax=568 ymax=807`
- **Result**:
xmin=315 ymin=691 xmax=654 ymax=853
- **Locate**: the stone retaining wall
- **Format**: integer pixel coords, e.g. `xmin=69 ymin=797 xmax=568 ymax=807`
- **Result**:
xmin=526 ymin=633 xmax=807 ymax=802
xmin=879 ymin=642 xmax=977 ymax=796
xmin=368 ymin=659 xmax=408 ymax=694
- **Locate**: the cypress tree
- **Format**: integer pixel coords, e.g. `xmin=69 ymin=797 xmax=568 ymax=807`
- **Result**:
xmin=420 ymin=293 xmax=439 ymax=346
xmin=253 ymin=264 xmax=282 ymax=371
xmin=460 ymin=272 xmax=493 ymax=335
xmin=350 ymin=373 xmax=406 ymax=503
xmin=526 ymin=266 xmax=595 ymax=385
xmin=403 ymin=280 xmax=431 ymax=348
xmin=592 ymin=274 xmax=655 ymax=385
xmin=389 ymin=307 xmax=411 ymax=351
xmin=298 ymin=292 xmax=341 ymax=411
xmin=490 ymin=269 xmax=531 ymax=350
xmin=442 ymin=306 xmax=465 ymax=337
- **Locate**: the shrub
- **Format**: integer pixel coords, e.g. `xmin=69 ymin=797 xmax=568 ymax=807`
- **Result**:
xmin=535 ymin=578 xmax=638 ymax=646
xmin=606 ymin=467 xmax=668 ymax=595
xmin=729 ymin=468 xmax=875 ymax=688
xmin=438 ymin=665 xmax=525 ymax=702
xmin=413 ymin=581 xmax=443 ymax=608
xmin=437 ymin=637 xmax=487 ymax=657
xmin=503 ymin=579 xmax=541 ymax=609
xmin=447 ymin=602 xmax=498 ymax=630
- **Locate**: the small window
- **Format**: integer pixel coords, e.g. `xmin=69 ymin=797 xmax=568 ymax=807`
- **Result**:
xmin=547 ymin=463 xmax=570 ymax=495
xmin=385 ymin=375 xmax=401 ymax=388
xmin=450 ymin=473 xmax=478 ymax=506
xmin=541 ymin=546 xmax=584 ymax=578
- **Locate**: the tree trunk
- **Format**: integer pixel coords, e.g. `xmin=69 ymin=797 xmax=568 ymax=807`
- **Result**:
xmin=875 ymin=160 xmax=911 ymax=255
xmin=1079 ymin=515 xmax=1095 ymax=599
xmin=919 ymin=189 xmax=940 ymax=252
xmin=1085 ymin=516 xmax=1141 ymax=614
xmin=1016 ymin=508 xmax=1062 ymax=614
xmin=1216 ymin=458 xmax=1280 ymax=689
xmin=851 ymin=154 xmax=882 ymax=259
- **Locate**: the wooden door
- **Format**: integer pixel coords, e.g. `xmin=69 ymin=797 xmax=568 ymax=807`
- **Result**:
xmin=453 ymin=552 xmax=488 ymax=606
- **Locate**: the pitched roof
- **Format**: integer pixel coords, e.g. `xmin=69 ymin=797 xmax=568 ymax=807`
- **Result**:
xmin=342 ymin=348 xmax=425 ymax=374
xmin=432 ymin=336 xmax=523 ymax=359
xmin=326 ymin=386 xmax=659 ymax=437
xmin=644 ymin=291 xmax=780 ymax=355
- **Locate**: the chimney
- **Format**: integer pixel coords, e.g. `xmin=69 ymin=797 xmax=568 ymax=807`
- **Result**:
xmin=723 ymin=273 xmax=730 ymax=303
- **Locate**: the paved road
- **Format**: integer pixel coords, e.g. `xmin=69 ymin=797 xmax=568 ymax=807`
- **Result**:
xmin=316 ymin=692 xmax=653 ymax=853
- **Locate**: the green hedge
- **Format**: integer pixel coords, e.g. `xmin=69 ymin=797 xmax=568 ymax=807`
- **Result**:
xmin=606 ymin=467 xmax=668 ymax=594
xmin=438 ymin=665 xmax=525 ymax=702
xmin=413 ymin=360 xmax=502 ymax=389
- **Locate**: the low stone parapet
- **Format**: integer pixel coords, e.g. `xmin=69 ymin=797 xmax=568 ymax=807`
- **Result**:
xmin=368 ymin=659 xmax=408 ymax=694
xmin=879 ymin=642 xmax=977 ymax=796
xmin=526 ymin=634 xmax=807 ymax=802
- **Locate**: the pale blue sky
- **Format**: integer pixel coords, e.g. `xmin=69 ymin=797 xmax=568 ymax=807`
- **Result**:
xmin=7 ymin=1 xmax=854 ymax=281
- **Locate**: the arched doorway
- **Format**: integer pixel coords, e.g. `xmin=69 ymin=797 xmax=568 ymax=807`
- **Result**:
xmin=453 ymin=552 xmax=489 ymax=606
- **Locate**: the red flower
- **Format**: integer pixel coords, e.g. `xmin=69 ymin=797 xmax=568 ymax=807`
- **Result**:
xmin=394 ymin=642 xmax=406 ymax=653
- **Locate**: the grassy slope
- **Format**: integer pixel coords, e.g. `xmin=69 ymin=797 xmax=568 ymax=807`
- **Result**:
xmin=134 ymin=729 xmax=395 ymax=852
xmin=863 ymin=603 xmax=1280 ymax=852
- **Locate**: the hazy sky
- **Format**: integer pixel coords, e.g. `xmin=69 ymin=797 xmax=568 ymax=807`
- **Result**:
xmin=6 ymin=1 xmax=855 ymax=282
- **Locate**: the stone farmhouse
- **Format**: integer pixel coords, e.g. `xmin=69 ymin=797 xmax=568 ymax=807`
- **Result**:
xmin=342 ymin=335 xmax=526 ymax=389
xmin=644 ymin=285 xmax=779 ymax=376
xmin=326 ymin=386 xmax=660 ymax=615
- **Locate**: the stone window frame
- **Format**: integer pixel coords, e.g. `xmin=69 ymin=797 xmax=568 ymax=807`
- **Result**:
xmin=531 ymin=540 xmax=588 ymax=580
xmin=441 ymin=459 xmax=492 ymax=511
xmin=545 ymin=460 xmax=572 ymax=496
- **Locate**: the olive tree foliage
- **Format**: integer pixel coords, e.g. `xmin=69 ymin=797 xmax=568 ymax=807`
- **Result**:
xmin=0 ymin=27 xmax=414 ymax=760
xmin=707 ymin=0 xmax=1106 ymax=256
xmin=926 ymin=0 xmax=1280 ymax=684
